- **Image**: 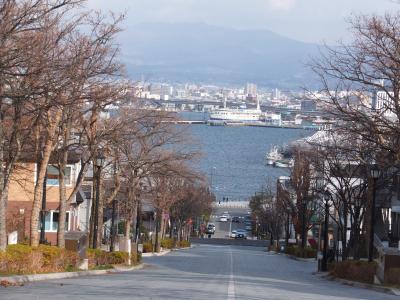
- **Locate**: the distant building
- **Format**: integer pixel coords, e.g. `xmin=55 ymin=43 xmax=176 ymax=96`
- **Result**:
xmin=274 ymin=88 xmax=280 ymax=100
xmin=301 ymin=100 xmax=317 ymax=111
xmin=373 ymin=90 xmax=396 ymax=119
xmin=150 ymin=84 xmax=173 ymax=99
xmin=261 ymin=113 xmax=282 ymax=126
xmin=245 ymin=83 xmax=257 ymax=99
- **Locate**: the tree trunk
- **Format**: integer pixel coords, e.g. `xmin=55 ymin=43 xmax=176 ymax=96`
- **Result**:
xmin=57 ymin=163 xmax=67 ymax=248
xmin=31 ymin=110 xmax=61 ymax=247
xmin=301 ymin=202 xmax=307 ymax=248
xmin=125 ymin=216 xmax=131 ymax=245
xmin=0 ymin=185 xmax=7 ymax=250
xmin=0 ymin=105 xmax=5 ymax=250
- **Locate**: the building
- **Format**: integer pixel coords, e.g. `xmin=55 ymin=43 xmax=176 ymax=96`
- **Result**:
xmin=301 ymin=100 xmax=317 ymax=111
xmin=261 ymin=113 xmax=282 ymax=126
xmin=6 ymin=150 xmax=91 ymax=245
xmin=245 ymin=83 xmax=257 ymax=99
xmin=372 ymin=90 xmax=396 ymax=119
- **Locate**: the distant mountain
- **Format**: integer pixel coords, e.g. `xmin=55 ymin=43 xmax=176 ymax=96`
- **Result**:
xmin=119 ymin=22 xmax=321 ymax=88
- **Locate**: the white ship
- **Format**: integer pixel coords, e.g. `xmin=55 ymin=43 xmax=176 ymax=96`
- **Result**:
xmin=265 ymin=146 xmax=283 ymax=165
xmin=209 ymin=98 xmax=262 ymax=122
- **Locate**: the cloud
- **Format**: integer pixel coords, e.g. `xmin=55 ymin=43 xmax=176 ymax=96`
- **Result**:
xmin=266 ymin=0 xmax=296 ymax=10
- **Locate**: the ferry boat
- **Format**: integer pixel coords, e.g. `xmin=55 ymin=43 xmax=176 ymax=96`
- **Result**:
xmin=209 ymin=98 xmax=262 ymax=122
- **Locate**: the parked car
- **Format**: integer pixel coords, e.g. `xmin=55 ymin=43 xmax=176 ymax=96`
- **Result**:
xmin=230 ymin=230 xmax=237 ymax=238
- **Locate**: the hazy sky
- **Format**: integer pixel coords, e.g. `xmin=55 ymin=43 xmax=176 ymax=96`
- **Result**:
xmin=87 ymin=0 xmax=398 ymax=44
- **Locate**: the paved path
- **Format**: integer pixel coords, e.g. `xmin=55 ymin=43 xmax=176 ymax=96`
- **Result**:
xmin=1 ymin=244 xmax=398 ymax=299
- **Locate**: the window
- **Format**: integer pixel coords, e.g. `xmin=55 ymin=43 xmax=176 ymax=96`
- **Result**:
xmin=40 ymin=211 xmax=70 ymax=232
xmin=46 ymin=165 xmax=72 ymax=185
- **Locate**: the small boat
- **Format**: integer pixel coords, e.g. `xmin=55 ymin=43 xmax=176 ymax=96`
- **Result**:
xmin=274 ymin=158 xmax=294 ymax=168
xmin=266 ymin=146 xmax=283 ymax=165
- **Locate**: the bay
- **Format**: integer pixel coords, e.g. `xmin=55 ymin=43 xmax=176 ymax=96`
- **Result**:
xmin=179 ymin=112 xmax=313 ymax=201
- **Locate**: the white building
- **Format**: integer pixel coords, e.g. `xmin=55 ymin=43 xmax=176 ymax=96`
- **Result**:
xmin=245 ymin=83 xmax=257 ymax=97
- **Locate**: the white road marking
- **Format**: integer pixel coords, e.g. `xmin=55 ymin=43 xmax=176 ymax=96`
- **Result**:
xmin=227 ymin=248 xmax=236 ymax=300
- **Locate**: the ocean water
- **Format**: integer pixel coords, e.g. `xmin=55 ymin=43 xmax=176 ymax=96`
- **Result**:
xmin=180 ymin=112 xmax=312 ymax=201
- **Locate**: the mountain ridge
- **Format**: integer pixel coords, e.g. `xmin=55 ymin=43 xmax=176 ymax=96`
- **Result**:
xmin=119 ymin=22 xmax=321 ymax=88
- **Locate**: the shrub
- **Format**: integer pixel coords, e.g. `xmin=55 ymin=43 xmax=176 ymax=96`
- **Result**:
xmin=143 ymin=242 xmax=153 ymax=253
xmin=161 ymin=238 xmax=174 ymax=249
xmin=109 ymin=251 xmax=129 ymax=265
xmin=178 ymin=240 xmax=191 ymax=248
xmin=87 ymin=248 xmax=107 ymax=267
xmin=0 ymin=244 xmax=78 ymax=275
xmin=286 ymin=245 xmax=316 ymax=258
xmin=38 ymin=245 xmax=78 ymax=273
xmin=87 ymin=249 xmax=128 ymax=268
xmin=330 ymin=260 xmax=377 ymax=284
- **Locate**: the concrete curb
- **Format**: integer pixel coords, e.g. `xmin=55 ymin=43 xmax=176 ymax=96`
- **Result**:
xmin=142 ymin=250 xmax=171 ymax=257
xmin=142 ymin=246 xmax=194 ymax=257
xmin=286 ymin=254 xmax=316 ymax=262
xmin=171 ymin=245 xmax=194 ymax=251
xmin=0 ymin=264 xmax=144 ymax=285
xmin=314 ymin=272 xmax=400 ymax=296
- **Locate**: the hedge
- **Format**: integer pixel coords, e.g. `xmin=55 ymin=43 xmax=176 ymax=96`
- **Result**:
xmin=143 ymin=239 xmax=191 ymax=253
xmin=86 ymin=249 xmax=129 ymax=268
xmin=286 ymin=245 xmax=316 ymax=258
xmin=330 ymin=260 xmax=377 ymax=284
xmin=0 ymin=244 xmax=79 ymax=275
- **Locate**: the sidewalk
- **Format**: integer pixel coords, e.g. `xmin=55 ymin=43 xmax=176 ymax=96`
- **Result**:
xmin=314 ymin=271 xmax=400 ymax=296
xmin=0 ymin=264 xmax=144 ymax=286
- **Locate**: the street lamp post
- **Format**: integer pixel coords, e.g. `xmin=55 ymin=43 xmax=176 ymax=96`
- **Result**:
xmin=369 ymin=165 xmax=380 ymax=262
xmin=321 ymin=190 xmax=330 ymax=272
xmin=92 ymin=152 xmax=105 ymax=249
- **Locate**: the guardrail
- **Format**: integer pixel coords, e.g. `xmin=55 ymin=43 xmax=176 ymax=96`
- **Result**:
xmin=191 ymin=237 xmax=269 ymax=247
xmin=212 ymin=201 xmax=249 ymax=209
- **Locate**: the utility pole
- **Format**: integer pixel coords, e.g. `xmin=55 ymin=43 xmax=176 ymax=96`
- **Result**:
xmin=369 ymin=167 xmax=380 ymax=262
xmin=322 ymin=191 xmax=330 ymax=271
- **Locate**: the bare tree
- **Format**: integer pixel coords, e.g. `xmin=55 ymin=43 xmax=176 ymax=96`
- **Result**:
xmin=290 ymin=149 xmax=317 ymax=248
xmin=0 ymin=0 xmax=83 ymax=250
xmin=309 ymin=132 xmax=370 ymax=259
xmin=310 ymin=13 xmax=400 ymax=170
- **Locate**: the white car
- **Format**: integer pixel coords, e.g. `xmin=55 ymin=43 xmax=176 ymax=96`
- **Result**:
xmin=219 ymin=216 xmax=228 ymax=222
xmin=230 ymin=230 xmax=237 ymax=238
xmin=222 ymin=212 xmax=230 ymax=220
xmin=235 ymin=229 xmax=248 ymax=239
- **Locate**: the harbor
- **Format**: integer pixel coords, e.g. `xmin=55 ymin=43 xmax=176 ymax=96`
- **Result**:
xmin=172 ymin=119 xmax=325 ymax=130
xmin=182 ymin=112 xmax=312 ymax=201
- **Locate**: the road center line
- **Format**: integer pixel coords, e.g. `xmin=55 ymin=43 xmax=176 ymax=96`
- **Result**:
xmin=227 ymin=248 xmax=236 ymax=300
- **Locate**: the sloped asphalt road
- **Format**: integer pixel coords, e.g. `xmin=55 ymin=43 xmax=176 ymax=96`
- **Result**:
xmin=0 ymin=244 xmax=398 ymax=300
